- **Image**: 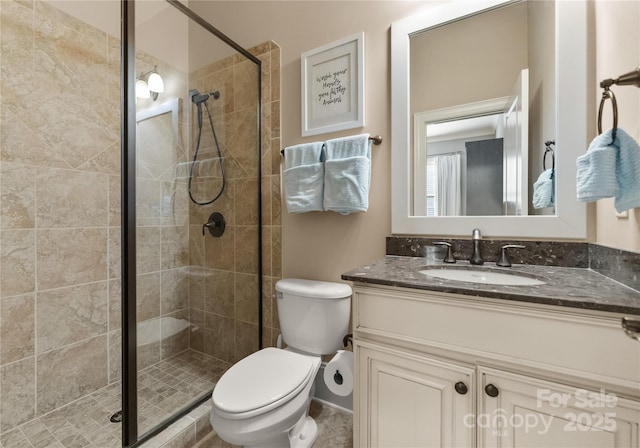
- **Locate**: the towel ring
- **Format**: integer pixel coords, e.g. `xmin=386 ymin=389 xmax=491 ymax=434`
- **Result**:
xmin=543 ymin=141 xmax=555 ymax=170
xmin=597 ymin=87 xmax=618 ymax=143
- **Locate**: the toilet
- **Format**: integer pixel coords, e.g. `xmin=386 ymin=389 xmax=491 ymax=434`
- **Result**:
xmin=210 ymin=278 xmax=351 ymax=448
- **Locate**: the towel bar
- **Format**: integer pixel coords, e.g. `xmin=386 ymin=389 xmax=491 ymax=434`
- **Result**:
xmin=597 ymin=87 xmax=618 ymax=142
xmin=598 ymin=66 xmax=639 ymax=144
xmin=280 ymin=135 xmax=382 ymax=156
xmin=599 ymin=66 xmax=640 ymax=90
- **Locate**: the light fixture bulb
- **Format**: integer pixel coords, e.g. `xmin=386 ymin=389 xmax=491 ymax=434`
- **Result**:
xmin=147 ymin=72 xmax=164 ymax=93
xmin=136 ymin=79 xmax=150 ymax=99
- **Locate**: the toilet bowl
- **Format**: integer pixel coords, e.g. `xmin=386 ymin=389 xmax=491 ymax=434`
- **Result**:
xmin=210 ymin=278 xmax=352 ymax=448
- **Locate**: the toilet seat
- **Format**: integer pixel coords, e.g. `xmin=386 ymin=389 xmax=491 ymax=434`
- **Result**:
xmin=213 ymin=348 xmax=317 ymax=420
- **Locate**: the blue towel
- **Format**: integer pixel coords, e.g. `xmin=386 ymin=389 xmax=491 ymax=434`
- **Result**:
xmin=613 ymin=128 xmax=640 ymax=213
xmin=533 ymin=169 xmax=554 ymax=209
xmin=577 ymin=128 xmax=640 ymax=212
xmin=323 ymin=134 xmax=372 ymax=214
xmin=576 ymin=129 xmax=618 ymax=201
xmin=283 ymin=142 xmax=324 ymax=214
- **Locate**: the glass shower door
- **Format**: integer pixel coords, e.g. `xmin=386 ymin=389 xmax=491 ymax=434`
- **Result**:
xmin=124 ymin=0 xmax=262 ymax=443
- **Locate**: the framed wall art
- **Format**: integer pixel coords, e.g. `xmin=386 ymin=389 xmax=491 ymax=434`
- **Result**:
xmin=301 ymin=32 xmax=364 ymax=137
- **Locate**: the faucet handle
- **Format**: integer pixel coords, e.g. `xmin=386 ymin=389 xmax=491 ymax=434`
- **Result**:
xmin=433 ymin=242 xmax=456 ymax=263
xmin=496 ymin=244 xmax=526 ymax=267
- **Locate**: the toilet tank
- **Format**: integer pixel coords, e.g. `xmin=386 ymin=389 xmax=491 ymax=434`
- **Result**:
xmin=275 ymin=278 xmax=351 ymax=355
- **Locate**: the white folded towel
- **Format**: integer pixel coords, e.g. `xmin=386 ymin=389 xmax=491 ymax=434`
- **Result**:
xmin=283 ymin=142 xmax=325 ymax=214
xmin=323 ymin=133 xmax=372 ymax=214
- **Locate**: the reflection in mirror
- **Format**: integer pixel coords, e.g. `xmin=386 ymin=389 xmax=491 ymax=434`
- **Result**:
xmin=409 ymin=0 xmax=554 ymax=217
xmin=391 ymin=0 xmax=587 ymax=238
xmin=415 ymin=88 xmax=530 ymax=217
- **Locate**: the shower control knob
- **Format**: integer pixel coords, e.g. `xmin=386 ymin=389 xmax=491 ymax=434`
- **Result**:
xmin=454 ymin=381 xmax=468 ymax=395
xmin=485 ymin=384 xmax=499 ymax=397
xmin=202 ymin=212 xmax=226 ymax=237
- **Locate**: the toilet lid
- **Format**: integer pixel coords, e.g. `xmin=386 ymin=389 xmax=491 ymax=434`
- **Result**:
xmin=213 ymin=348 xmax=315 ymax=414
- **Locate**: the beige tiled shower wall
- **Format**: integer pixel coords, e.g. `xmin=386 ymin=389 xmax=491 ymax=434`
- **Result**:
xmin=0 ymin=0 xmax=193 ymax=433
xmin=0 ymin=0 xmax=117 ymax=433
xmin=187 ymin=41 xmax=282 ymax=363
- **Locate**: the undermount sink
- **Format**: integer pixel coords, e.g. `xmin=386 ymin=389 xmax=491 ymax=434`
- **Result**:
xmin=419 ymin=267 xmax=546 ymax=286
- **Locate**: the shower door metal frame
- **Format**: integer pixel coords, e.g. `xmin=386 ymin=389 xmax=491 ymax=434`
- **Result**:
xmin=120 ymin=1 xmax=263 ymax=446
xmin=121 ymin=1 xmax=138 ymax=445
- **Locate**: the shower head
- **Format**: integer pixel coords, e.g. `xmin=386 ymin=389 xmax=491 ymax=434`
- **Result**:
xmin=189 ymin=89 xmax=220 ymax=105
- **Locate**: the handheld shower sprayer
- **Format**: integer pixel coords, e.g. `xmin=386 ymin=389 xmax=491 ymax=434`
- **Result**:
xmin=187 ymin=88 xmax=225 ymax=206
xmin=189 ymin=89 xmax=220 ymax=127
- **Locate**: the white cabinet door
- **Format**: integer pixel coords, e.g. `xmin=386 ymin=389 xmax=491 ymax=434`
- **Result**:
xmin=355 ymin=341 xmax=475 ymax=448
xmin=478 ymin=367 xmax=640 ymax=448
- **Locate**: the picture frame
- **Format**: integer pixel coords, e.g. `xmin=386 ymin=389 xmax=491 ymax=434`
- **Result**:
xmin=301 ymin=32 xmax=365 ymax=137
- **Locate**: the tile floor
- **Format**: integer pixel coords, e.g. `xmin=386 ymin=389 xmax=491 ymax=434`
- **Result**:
xmin=0 ymin=350 xmax=230 ymax=448
xmin=194 ymin=400 xmax=353 ymax=448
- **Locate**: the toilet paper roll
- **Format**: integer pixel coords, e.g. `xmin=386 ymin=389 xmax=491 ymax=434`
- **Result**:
xmin=323 ymin=350 xmax=353 ymax=396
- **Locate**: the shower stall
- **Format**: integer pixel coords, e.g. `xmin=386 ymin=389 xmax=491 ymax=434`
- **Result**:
xmin=0 ymin=1 xmax=280 ymax=446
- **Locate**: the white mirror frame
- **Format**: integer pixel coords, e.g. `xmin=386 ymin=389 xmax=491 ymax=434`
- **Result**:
xmin=391 ymin=0 xmax=587 ymax=239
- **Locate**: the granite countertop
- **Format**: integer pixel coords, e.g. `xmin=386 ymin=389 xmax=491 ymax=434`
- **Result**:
xmin=341 ymin=256 xmax=640 ymax=315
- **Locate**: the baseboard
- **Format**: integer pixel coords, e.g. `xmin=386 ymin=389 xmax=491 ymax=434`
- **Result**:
xmin=311 ymin=397 xmax=353 ymax=415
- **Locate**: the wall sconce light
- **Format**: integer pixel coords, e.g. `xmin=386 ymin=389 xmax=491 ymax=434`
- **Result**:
xmin=136 ymin=66 xmax=164 ymax=101
xmin=136 ymin=79 xmax=150 ymax=99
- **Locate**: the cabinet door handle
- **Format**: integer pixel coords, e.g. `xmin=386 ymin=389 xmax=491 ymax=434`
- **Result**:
xmin=454 ymin=381 xmax=468 ymax=395
xmin=485 ymin=384 xmax=499 ymax=397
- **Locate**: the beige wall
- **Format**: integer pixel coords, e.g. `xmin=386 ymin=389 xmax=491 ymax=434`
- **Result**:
xmin=593 ymin=0 xmax=640 ymax=251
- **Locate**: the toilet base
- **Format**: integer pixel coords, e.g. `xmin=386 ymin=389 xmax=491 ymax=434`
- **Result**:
xmin=242 ymin=403 xmax=318 ymax=448
xmin=288 ymin=414 xmax=318 ymax=448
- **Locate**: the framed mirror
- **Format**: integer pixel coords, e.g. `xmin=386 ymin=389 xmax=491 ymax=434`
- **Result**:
xmin=391 ymin=0 xmax=587 ymax=238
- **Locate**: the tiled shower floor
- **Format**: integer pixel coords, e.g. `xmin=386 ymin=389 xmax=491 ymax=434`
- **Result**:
xmin=0 ymin=350 xmax=230 ymax=448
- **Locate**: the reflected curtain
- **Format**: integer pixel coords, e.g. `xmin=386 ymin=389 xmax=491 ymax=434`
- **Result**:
xmin=436 ymin=153 xmax=461 ymax=216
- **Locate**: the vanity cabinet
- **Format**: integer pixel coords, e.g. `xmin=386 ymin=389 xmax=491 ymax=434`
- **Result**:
xmin=357 ymin=342 xmax=475 ymax=447
xmin=352 ymin=284 xmax=640 ymax=448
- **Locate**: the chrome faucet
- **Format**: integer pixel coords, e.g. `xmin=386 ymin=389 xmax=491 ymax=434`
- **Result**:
xmin=469 ymin=228 xmax=484 ymax=265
